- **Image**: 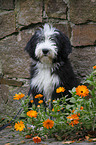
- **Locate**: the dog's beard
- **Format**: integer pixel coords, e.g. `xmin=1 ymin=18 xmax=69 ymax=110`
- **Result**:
xmin=40 ymin=55 xmax=53 ymax=64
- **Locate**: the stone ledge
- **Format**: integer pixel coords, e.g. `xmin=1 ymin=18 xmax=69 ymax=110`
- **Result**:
xmin=0 ymin=78 xmax=24 ymax=87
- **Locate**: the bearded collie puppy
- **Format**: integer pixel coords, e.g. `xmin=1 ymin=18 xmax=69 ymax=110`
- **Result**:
xmin=25 ymin=24 xmax=78 ymax=106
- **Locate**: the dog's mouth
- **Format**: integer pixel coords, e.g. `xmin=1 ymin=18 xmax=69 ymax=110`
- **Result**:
xmin=40 ymin=55 xmax=53 ymax=64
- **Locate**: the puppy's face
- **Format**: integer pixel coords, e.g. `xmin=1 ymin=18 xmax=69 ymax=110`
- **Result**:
xmin=25 ymin=24 xmax=72 ymax=64
xmin=35 ymin=25 xmax=58 ymax=64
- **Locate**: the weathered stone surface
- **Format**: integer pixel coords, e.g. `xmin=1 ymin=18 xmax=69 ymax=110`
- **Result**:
xmin=0 ymin=78 xmax=24 ymax=87
xmin=71 ymin=24 xmax=96 ymax=46
xmin=0 ymin=27 xmax=37 ymax=78
xmin=16 ymin=0 xmax=42 ymax=26
xmin=45 ymin=0 xmax=67 ymax=19
xmin=0 ymin=84 xmax=9 ymax=104
xmin=0 ymin=11 xmax=15 ymax=38
xmin=0 ymin=81 xmax=30 ymax=117
xmin=69 ymin=0 xmax=96 ymax=24
xmin=0 ymin=0 xmax=14 ymax=10
xmin=53 ymin=23 xmax=71 ymax=38
xmin=69 ymin=46 xmax=96 ymax=81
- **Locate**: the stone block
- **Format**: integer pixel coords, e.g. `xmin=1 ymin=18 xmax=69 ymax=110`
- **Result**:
xmin=69 ymin=0 xmax=96 ymax=24
xmin=0 ymin=28 xmax=37 ymax=78
xmin=53 ymin=23 xmax=71 ymax=38
xmin=0 ymin=0 xmax=14 ymax=10
xmin=0 ymin=11 xmax=15 ymax=38
xmin=69 ymin=46 xmax=96 ymax=80
xmin=45 ymin=0 xmax=67 ymax=19
xmin=16 ymin=0 xmax=42 ymax=26
xmin=71 ymin=24 xmax=96 ymax=46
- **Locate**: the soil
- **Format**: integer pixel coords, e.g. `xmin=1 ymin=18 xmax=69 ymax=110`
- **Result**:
xmin=0 ymin=127 xmax=96 ymax=145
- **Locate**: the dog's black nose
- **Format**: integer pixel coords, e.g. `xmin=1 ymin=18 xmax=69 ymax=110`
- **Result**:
xmin=42 ymin=49 xmax=49 ymax=55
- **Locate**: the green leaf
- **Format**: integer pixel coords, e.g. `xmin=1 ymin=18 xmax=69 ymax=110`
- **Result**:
xmin=66 ymin=105 xmax=72 ymax=109
xmin=70 ymin=97 xmax=76 ymax=103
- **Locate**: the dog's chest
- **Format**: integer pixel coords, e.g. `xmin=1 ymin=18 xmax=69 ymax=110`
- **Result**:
xmin=31 ymin=63 xmax=60 ymax=100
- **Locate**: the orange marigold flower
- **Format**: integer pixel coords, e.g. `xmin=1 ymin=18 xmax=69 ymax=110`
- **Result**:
xmin=78 ymin=113 xmax=80 ymax=116
xmin=53 ymin=100 xmax=55 ymax=102
xmin=37 ymin=105 xmax=40 ymax=108
xmin=67 ymin=113 xmax=79 ymax=120
xmin=67 ymin=113 xmax=80 ymax=127
xmin=93 ymin=65 xmax=96 ymax=70
xmin=30 ymin=100 xmax=34 ymax=103
xmin=35 ymin=94 xmax=43 ymax=98
xmin=56 ymin=87 xmax=65 ymax=93
xmin=38 ymin=100 xmax=43 ymax=104
xmin=43 ymin=119 xmax=54 ymax=129
xmin=80 ymin=106 xmax=84 ymax=110
xmin=33 ymin=136 xmax=41 ymax=143
xmin=14 ymin=121 xmax=25 ymax=131
xmin=27 ymin=110 xmax=37 ymax=118
xmin=13 ymin=93 xmax=25 ymax=100
xmin=76 ymin=85 xmax=89 ymax=98
xmin=72 ymin=110 xmax=75 ymax=113
xmin=69 ymin=119 xmax=79 ymax=127
xmin=69 ymin=121 xmax=74 ymax=127
xmin=52 ymin=108 xmax=54 ymax=111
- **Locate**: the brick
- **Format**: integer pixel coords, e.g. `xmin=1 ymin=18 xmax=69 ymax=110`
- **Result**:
xmin=0 ymin=28 xmax=37 ymax=78
xmin=0 ymin=11 xmax=15 ymax=38
xmin=45 ymin=0 xmax=67 ymax=19
xmin=69 ymin=0 xmax=96 ymax=24
xmin=16 ymin=0 xmax=42 ymax=26
xmin=0 ymin=0 xmax=14 ymax=10
xmin=71 ymin=24 xmax=96 ymax=46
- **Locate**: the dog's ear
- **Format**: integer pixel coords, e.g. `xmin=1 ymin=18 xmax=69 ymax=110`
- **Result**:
xmin=24 ymin=32 xmax=37 ymax=59
xmin=55 ymin=30 xmax=72 ymax=59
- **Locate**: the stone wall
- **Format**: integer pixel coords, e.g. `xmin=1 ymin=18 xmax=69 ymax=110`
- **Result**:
xmin=0 ymin=0 xmax=96 ymax=117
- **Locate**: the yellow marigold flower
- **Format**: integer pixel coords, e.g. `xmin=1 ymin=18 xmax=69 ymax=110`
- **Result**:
xmin=38 ymin=100 xmax=43 ymax=104
xmin=30 ymin=100 xmax=34 ymax=103
xmin=14 ymin=121 xmax=25 ymax=131
xmin=35 ymin=94 xmax=43 ymax=98
xmin=76 ymin=85 xmax=89 ymax=98
xmin=80 ymin=106 xmax=84 ymax=110
xmin=33 ymin=136 xmax=41 ymax=143
xmin=43 ymin=119 xmax=54 ymax=129
xmin=56 ymin=87 xmax=65 ymax=93
xmin=27 ymin=110 xmax=37 ymax=118
xmin=37 ymin=105 xmax=40 ymax=107
xmin=93 ymin=65 xmax=96 ymax=70
xmin=13 ymin=93 xmax=25 ymax=100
